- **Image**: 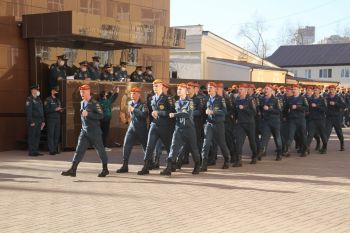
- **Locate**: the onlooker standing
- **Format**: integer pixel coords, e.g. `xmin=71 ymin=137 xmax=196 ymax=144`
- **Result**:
xmin=26 ymin=84 xmax=45 ymax=156
xmin=99 ymin=86 xmax=119 ymax=151
xmin=44 ymin=87 xmax=64 ymax=155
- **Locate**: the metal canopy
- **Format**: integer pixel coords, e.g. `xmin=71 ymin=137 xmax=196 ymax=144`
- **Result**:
xmin=22 ymin=11 xmax=186 ymax=51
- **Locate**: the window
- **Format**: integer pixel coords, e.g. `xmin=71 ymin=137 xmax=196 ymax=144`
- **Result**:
xmin=304 ymin=69 xmax=311 ymax=79
xmin=141 ymin=8 xmax=165 ymax=25
xmin=319 ymin=69 xmax=332 ymax=78
xmin=341 ymin=68 xmax=350 ymax=78
xmin=107 ymin=1 xmax=130 ymax=20
xmin=80 ymin=0 xmax=101 ymax=15
xmin=47 ymin=0 xmax=64 ymax=11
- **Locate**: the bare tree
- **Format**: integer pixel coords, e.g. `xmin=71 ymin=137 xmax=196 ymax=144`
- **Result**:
xmin=238 ymin=15 xmax=270 ymax=62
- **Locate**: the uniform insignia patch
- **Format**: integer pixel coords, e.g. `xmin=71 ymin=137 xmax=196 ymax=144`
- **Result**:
xmin=26 ymin=101 xmax=30 ymax=106
xmin=159 ymin=104 xmax=165 ymax=110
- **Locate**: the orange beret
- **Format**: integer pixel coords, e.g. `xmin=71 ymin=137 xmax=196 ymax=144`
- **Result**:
xmin=163 ymin=82 xmax=169 ymax=88
xmin=177 ymin=83 xmax=187 ymax=88
xmin=187 ymin=82 xmax=198 ymax=88
xmin=291 ymin=84 xmax=300 ymax=88
xmin=313 ymin=85 xmax=323 ymax=90
xmin=248 ymin=84 xmax=256 ymax=89
xmin=285 ymin=86 xmax=292 ymax=91
xmin=130 ymin=87 xmax=141 ymax=93
xmin=79 ymin=84 xmax=90 ymax=91
xmin=328 ymin=85 xmax=337 ymax=89
xmin=216 ymin=82 xmax=224 ymax=88
xmin=239 ymin=83 xmax=249 ymax=88
xmin=207 ymin=82 xmax=217 ymax=87
xmin=153 ymin=79 xmax=163 ymax=85
xmin=305 ymin=86 xmax=314 ymax=90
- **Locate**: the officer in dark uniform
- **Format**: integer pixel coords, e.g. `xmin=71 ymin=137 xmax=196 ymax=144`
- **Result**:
xmin=284 ymin=84 xmax=309 ymax=157
xmin=200 ymin=82 xmax=230 ymax=171
xmin=100 ymin=63 xmax=116 ymax=81
xmin=61 ymin=84 xmax=109 ymax=177
xmin=74 ymin=61 xmax=91 ymax=80
xmin=325 ymin=85 xmax=346 ymax=151
xmin=49 ymin=55 xmax=67 ymax=90
xmin=143 ymin=66 xmax=155 ymax=83
xmin=26 ymin=84 xmax=45 ymax=156
xmin=247 ymin=84 xmax=261 ymax=154
xmin=306 ymin=85 xmax=328 ymax=154
xmin=258 ymin=84 xmax=283 ymax=161
xmin=116 ymin=87 xmax=149 ymax=173
xmin=138 ymin=79 xmax=175 ymax=175
xmin=44 ymin=87 xmax=64 ymax=155
xmin=234 ymin=83 xmax=258 ymax=166
xmin=160 ymin=83 xmax=201 ymax=176
xmin=130 ymin=66 xmax=145 ymax=82
xmin=115 ymin=62 xmax=129 ymax=81
xmin=88 ymin=56 xmax=101 ymax=80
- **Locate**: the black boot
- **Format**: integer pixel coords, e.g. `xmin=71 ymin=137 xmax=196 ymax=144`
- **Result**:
xmin=283 ymin=147 xmax=290 ymax=157
xmin=276 ymin=153 xmax=282 ymax=161
xmin=340 ymin=141 xmax=345 ymax=151
xmin=192 ymin=162 xmax=201 ymax=175
xmin=148 ymin=160 xmax=155 ymax=170
xmin=257 ymin=149 xmax=265 ymax=161
xmin=200 ymin=159 xmax=208 ymax=172
xmin=171 ymin=162 xmax=177 ymax=172
xmin=61 ymin=162 xmax=79 ymax=177
xmin=160 ymin=161 xmax=172 ymax=176
xmin=222 ymin=161 xmax=229 ymax=169
xmin=300 ymin=149 xmax=307 ymax=157
xmin=319 ymin=144 xmax=327 ymax=154
xmin=116 ymin=161 xmax=129 ymax=173
xmin=250 ymin=157 xmax=257 ymax=164
xmin=137 ymin=161 xmax=150 ymax=175
xmin=232 ymin=155 xmax=242 ymax=167
xmin=98 ymin=163 xmax=109 ymax=177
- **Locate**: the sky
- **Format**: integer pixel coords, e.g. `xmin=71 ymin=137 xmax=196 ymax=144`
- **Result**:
xmin=170 ymin=0 xmax=350 ymax=55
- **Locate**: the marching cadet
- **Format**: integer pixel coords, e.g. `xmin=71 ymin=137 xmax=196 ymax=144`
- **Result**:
xmin=325 ymin=85 xmax=346 ymax=151
xmin=61 ymin=84 xmax=109 ymax=177
xmin=304 ymin=86 xmax=321 ymax=151
xmin=115 ymin=62 xmax=129 ymax=82
xmin=176 ymin=82 xmax=204 ymax=168
xmin=284 ymin=84 xmax=309 ymax=157
xmin=26 ymin=84 xmax=45 ymax=156
xmin=44 ymin=87 xmax=64 ymax=155
xmin=49 ymin=54 xmax=67 ymax=90
xmin=74 ymin=61 xmax=91 ymax=80
xmin=345 ymin=88 xmax=350 ymax=127
xmin=217 ymin=82 xmax=236 ymax=164
xmin=160 ymin=83 xmax=201 ymax=176
xmin=234 ymin=83 xmax=258 ymax=166
xmin=143 ymin=66 xmax=155 ymax=83
xmin=153 ymin=82 xmax=174 ymax=169
xmin=247 ymin=84 xmax=261 ymax=154
xmin=137 ymin=79 xmax=175 ymax=175
xmin=258 ymin=84 xmax=283 ymax=161
xmin=88 ymin=56 xmax=101 ymax=80
xmin=116 ymin=87 xmax=149 ymax=173
xmin=280 ymin=86 xmax=292 ymax=155
xmin=200 ymin=82 xmax=230 ymax=171
xmin=130 ymin=66 xmax=145 ymax=82
xmin=100 ymin=63 xmax=116 ymax=81
xmin=306 ymin=86 xmax=328 ymax=154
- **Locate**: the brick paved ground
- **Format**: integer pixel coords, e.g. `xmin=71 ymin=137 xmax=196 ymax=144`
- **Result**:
xmin=0 ymin=128 xmax=349 ymax=233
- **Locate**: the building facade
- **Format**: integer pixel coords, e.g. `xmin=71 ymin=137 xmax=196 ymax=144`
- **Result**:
xmin=170 ymin=25 xmax=286 ymax=83
xmin=267 ymin=44 xmax=350 ymax=87
xmin=0 ymin=0 xmax=183 ymax=151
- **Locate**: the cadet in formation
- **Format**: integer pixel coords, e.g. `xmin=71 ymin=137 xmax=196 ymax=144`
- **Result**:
xmin=160 ymin=83 xmax=201 ymax=176
xmin=116 ymin=87 xmax=149 ymax=173
xmin=61 ymin=84 xmax=109 ymax=177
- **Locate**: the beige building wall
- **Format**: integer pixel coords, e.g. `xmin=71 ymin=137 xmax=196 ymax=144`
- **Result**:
xmin=207 ymin=59 xmax=250 ymax=81
xmin=251 ymin=69 xmax=287 ymax=84
xmin=287 ymin=66 xmax=350 ymax=87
